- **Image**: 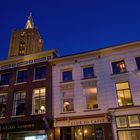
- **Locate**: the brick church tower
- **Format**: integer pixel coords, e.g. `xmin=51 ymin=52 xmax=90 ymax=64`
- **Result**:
xmin=8 ymin=13 xmax=43 ymax=58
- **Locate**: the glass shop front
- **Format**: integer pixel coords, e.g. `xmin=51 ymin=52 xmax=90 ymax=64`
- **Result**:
xmin=60 ymin=124 xmax=106 ymax=140
xmin=116 ymin=114 xmax=140 ymax=140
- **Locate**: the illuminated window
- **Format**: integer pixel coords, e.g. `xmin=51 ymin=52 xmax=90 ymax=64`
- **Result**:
xmin=13 ymin=91 xmax=26 ymax=116
xmin=116 ymin=82 xmax=133 ymax=106
xmin=112 ymin=60 xmax=126 ymax=74
xmin=17 ymin=70 xmax=27 ymax=83
xmin=135 ymin=57 xmax=140 ymax=70
xmin=0 ymin=73 xmax=10 ymax=86
xmin=0 ymin=94 xmax=7 ymax=117
xmin=128 ymin=115 xmax=140 ymax=127
xmin=84 ymin=87 xmax=98 ymax=109
xmin=83 ymin=66 xmax=94 ymax=79
xmin=62 ymin=70 xmax=72 ymax=82
xmin=18 ymin=41 xmax=25 ymax=56
xmin=118 ymin=130 xmax=140 ymax=140
xmin=35 ymin=66 xmax=46 ymax=80
xmin=116 ymin=116 xmax=128 ymax=128
xmin=63 ymin=91 xmax=74 ymax=112
xmin=33 ymin=88 xmax=46 ymax=114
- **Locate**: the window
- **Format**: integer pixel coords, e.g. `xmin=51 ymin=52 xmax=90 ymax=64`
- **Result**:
xmin=17 ymin=70 xmax=27 ymax=83
xmin=116 ymin=116 xmax=128 ymax=128
xmin=112 ymin=60 xmax=126 ymax=74
xmin=83 ymin=66 xmax=94 ymax=79
xmin=0 ymin=94 xmax=7 ymax=117
xmin=84 ymin=87 xmax=98 ymax=109
xmin=116 ymin=82 xmax=133 ymax=106
xmin=118 ymin=130 xmax=140 ymax=140
xmin=13 ymin=91 xmax=26 ymax=116
xmin=135 ymin=57 xmax=140 ymax=70
xmin=35 ymin=66 xmax=46 ymax=80
xmin=33 ymin=88 xmax=46 ymax=114
xmin=63 ymin=91 xmax=74 ymax=112
xmin=128 ymin=115 xmax=140 ymax=127
xmin=18 ymin=41 xmax=25 ymax=56
xmin=62 ymin=70 xmax=72 ymax=82
xmin=0 ymin=73 xmax=10 ymax=85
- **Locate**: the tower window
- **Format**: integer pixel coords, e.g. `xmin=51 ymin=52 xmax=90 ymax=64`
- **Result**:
xmin=18 ymin=41 xmax=25 ymax=56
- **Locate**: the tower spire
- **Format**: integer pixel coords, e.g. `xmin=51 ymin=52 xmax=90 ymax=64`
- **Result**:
xmin=25 ymin=12 xmax=34 ymax=29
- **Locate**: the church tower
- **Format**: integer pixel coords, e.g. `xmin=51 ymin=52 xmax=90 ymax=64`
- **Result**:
xmin=8 ymin=13 xmax=43 ymax=58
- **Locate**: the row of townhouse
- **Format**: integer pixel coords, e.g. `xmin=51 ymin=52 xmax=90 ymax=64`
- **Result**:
xmin=0 ymin=14 xmax=140 ymax=140
xmin=52 ymin=41 xmax=140 ymax=140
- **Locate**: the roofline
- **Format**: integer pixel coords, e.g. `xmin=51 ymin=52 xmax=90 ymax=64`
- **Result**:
xmin=51 ymin=40 xmax=140 ymax=63
xmin=0 ymin=49 xmax=58 ymax=65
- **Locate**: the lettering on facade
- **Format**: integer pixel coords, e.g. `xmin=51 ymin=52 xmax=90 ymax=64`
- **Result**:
xmin=55 ymin=117 xmax=107 ymax=127
xmin=70 ymin=119 xmax=105 ymax=126
xmin=0 ymin=123 xmax=35 ymax=131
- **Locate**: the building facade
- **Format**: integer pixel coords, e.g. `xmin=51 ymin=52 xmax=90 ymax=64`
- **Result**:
xmin=0 ymin=14 xmax=57 ymax=140
xmin=52 ymin=41 xmax=140 ymax=140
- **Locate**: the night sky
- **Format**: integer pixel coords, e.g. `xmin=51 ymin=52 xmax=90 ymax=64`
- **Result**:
xmin=0 ymin=0 xmax=140 ymax=60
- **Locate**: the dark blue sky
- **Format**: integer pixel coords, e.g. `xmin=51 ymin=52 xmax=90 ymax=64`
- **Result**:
xmin=0 ymin=0 xmax=140 ymax=60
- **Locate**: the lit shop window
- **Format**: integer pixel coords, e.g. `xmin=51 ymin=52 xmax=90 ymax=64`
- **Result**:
xmin=0 ymin=73 xmax=10 ymax=86
xmin=35 ymin=66 xmax=46 ymax=80
xmin=17 ymin=70 xmax=27 ymax=83
xmin=63 ymin=91 xmax=74 ymax=112
xmin=112 ymin=60 xmax=126 ymax=74
xmin=75 ymin=125 xmax=95 ymax=140
xmin=0 ymin=94 xmax=7 ymax=117
xmin=116 ymin=82 xmax=133 ymax=106
xmin=25 ymin=135 xmax=47 ymax=140
xmin=13 ymin=91 xmax=26 ymax=116
xmin=83 ymin=66 xmax=94 ymax=79
xmin=128 ymin=115 xmax=140 ymax=127
xmin=135 ymin=57 xmax=140 ymax=70
xmin=118 ymin=130 xmax=140 ymax=140
xmin=84 ymin=87 xmax=98 ymax=109
xmin=116 ymin=116 xmax=128 ymax=128
xmin=33 ymin=88 xmax=46 ymax=114
xmin=62 ymin=70 xmax=72 ymax=82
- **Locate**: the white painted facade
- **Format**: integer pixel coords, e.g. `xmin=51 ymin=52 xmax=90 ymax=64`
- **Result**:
xmin=52 ymin=41 xmax=140 ymax=140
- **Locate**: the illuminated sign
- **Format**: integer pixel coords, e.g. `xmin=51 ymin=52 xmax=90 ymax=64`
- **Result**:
xmin=0 ymin=120 xmax=47 ymax=132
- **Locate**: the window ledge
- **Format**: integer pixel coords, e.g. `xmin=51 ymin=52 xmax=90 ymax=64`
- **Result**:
xmin=11 ymin=115 xmax=25 ymax=118
xmin=117 ymin=105 xmax=134 ymax=109
xmin=60 ymin=111 xmax=76 ymax=114
xmin=111 ymin=71 xmax=128 ymax=76
xmin=81 ymin=77 xmax=97 ymax=80
xmin=14 ymin=82 xmax=27 ymax=85
xmin=0 ymin=85 xmax=9 ymax=87
xmin=134 ymin=69 xmax=140 ymax=76
xmin=32 ymin=78 xmax=46 ymax=82
xmin=84 ymin=108 xmax=101 ymax=112
xmin=31 ymin=113 xmax=46 ymax=116
xmin=0 ymin=117 xmax=6 ymax=119
xmin=60 ymin=80 xmax=74 ymax=83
